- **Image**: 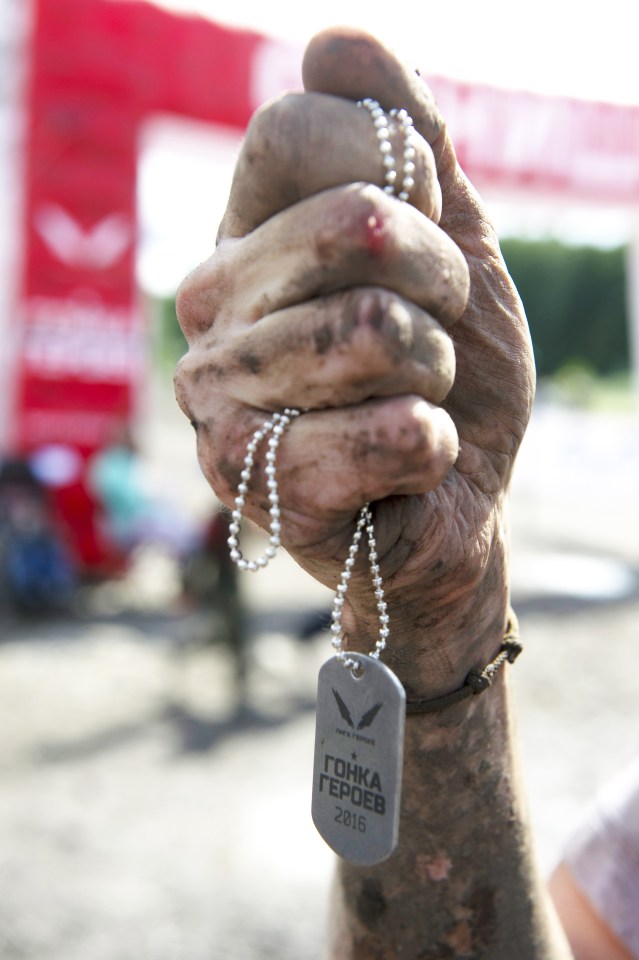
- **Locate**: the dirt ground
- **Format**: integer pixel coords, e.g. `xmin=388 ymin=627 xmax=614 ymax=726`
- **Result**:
xmin=1 ymin=398 xmax=638 ymax=960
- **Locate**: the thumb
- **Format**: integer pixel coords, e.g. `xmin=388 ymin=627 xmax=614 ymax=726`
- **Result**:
xmin=302 ymin=27 xmax=444 ymax=143
xmin=302 ymin=27 xmax=484 ymax=248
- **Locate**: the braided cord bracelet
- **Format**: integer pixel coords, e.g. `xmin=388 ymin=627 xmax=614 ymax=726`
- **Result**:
xmin=405 ymin=611 xmax=523 ymax=714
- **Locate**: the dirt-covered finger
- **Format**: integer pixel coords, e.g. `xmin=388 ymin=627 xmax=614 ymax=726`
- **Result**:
xmin=220 ymin=91 xmax=441 ymax=239
xmin=180 ymin=289 xmax=455 ymax=415
xmin=220 ymin=184 xmax=469 ymax=330
xmin=194 ymin=397 xmax=459 ymax=543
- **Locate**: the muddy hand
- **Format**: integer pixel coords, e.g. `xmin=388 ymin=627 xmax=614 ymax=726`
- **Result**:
xmin=174 ymin=27 xmax=534 ymax=698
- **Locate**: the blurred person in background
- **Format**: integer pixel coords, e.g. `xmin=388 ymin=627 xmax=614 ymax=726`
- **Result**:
xmin=0 ymin=456 xmax=76 ymax=613
xmin=180 ymin=506 xmax=249 ymax=694
xmin=88 ymin=419 xmax=199 ymax=562
xmin=549 ymin=757 xmax=639 ymax=960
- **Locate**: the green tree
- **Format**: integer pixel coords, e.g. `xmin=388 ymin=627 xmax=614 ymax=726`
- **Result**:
xmin=500 ymin=239 xmax=629 ymax=377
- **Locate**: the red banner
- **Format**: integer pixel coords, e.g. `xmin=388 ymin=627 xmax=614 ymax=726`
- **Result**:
xmin=429 ymin=76 xmax=639 ymax=203
xmin=16 ymin=0 xmax=266 ymax=459
xmin=14 ymin=0 xmax=272 ymax=567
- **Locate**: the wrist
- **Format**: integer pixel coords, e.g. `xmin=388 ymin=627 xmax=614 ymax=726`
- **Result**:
xmin=404 ymin=610 xmax=521 ymax=713
xmin=341 ymin=549 xmax=510 ymax=700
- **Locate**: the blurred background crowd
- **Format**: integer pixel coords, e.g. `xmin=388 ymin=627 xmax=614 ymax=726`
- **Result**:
xmin=0 ymin=1 xmax=637 ymax=958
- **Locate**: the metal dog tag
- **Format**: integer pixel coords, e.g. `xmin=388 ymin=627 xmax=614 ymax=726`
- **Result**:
xmin=312 ymin=652 xmax=405 ymax=865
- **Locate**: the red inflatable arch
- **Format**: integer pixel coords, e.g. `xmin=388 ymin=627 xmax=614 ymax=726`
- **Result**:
xmin=12 ymin=0 xmax=300 ymax=570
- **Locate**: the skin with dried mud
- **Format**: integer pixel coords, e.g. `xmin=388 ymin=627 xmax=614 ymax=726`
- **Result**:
xmin=174 ymin=26 xmax=572 ymax=960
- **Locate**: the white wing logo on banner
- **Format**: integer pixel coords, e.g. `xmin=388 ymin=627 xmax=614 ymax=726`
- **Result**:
xmin=34 ymin=204 xmax=132 ymax=269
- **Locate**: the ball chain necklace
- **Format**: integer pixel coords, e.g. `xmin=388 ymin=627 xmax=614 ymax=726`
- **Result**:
xmin=228 ymin=99 xmax=416 ymax=865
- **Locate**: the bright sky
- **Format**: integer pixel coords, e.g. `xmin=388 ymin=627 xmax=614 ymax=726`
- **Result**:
xmin=149 ymin=0 xmax=639 ymax=105
xmin=137 ymin=0 xmax=639 ymax=295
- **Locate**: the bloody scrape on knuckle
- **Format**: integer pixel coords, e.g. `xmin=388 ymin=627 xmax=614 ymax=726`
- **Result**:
xmin=314 ymin=184 xmax=396 ymax=267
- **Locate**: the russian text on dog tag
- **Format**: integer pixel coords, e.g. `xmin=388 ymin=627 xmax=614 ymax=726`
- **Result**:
xmin=312 ymin=652 xmax=406 ymax=865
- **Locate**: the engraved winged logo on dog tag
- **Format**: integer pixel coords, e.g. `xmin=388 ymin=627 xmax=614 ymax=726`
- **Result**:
xmin=312 ymin=653 xmax=405 ymax=865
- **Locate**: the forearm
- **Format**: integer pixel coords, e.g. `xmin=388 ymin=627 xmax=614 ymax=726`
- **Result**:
xmin=326 ymin=673 xmax=572 ymax=960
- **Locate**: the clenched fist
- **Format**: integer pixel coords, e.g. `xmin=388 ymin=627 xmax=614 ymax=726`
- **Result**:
xmin=174 ymin=27 xmax=534 ymax=702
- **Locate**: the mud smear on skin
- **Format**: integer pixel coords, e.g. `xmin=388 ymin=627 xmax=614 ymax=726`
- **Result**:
xmin=237 ymin=351 xmax=262 ymax=374
xmin=190 ymin=359 xmax=226 ymax=384
xmin=313 ymin=324 xmax=334 ymax=355
xmin=356 ymin=878 xmax=388 ymax=929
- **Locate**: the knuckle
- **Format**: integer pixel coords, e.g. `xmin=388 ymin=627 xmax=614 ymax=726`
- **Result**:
xmin=171 ymin=373 xmax=247 ymax=508
xmin=173 ymin=349 xmax=218 ymax=427
xmin=173 ymin=349 xmax=193 ymax=387
xmin=173 ymin=353 xmax=197 ymax=419
xmin=175 ymin=252 xmax=228 ymax=340
xmin=406 ymin=410 xmax=458 ymax=489
xmin=174 ymin=276 xmax=196 ymax=335
xmin=349 ymin=288 xmax=414 ymax=359
xmin=346 ymin=289 xmax=454 ymax=383
xmin=412 ymin=319 xmax=456 ymax=401
xmin=175 ymin=270 xmax=209 ymax=339
xmin=352 ymin=181 xmax=394 ymax=226
xmin=196 ymin=409 xmax=256 ymax=508
xmin=431 ymin=236 xmax=471 ymax=326
xmin=315 ymin=184 xmax=394 ymax=265
xmin=426 ymin=333 xmax=456 ymax=403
